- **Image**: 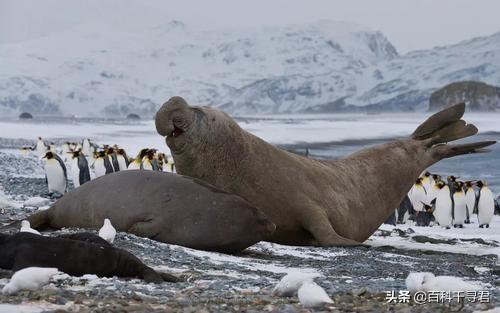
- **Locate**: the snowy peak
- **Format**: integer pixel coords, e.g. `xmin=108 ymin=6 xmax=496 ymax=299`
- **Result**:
xmin=0 ymin=20 xmax=498 ymax=117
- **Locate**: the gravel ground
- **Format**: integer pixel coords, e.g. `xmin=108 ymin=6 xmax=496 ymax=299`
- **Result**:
xmin=0 ymin=144 xmax=499 ymax=312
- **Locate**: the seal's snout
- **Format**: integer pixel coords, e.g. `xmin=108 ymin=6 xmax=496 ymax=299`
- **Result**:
xmin=155 ymin=105 xmax=173 ymax=137
xmin=155 ymin=96 xmax=190 ymax=137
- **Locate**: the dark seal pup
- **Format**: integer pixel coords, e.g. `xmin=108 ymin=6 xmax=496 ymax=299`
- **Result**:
xmin=8 ymin=171 xmax=275 ymax=253
xmin=155 ymin=97 xmax=496 ymax=246
xmin=0 ymin=232 xmax=178 ymax=283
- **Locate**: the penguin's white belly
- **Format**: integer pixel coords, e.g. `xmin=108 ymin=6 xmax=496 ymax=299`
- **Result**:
xmin=434 ymin=189 xmax=452 ymax=227
xmin=70 ymin=158 xmax=80 ymax=188
xmin=453 ymin=193 xmax=467 ymax=225
xmin=44 ymin=160 xmax=66 ymax=194
xmin=428 ymin=186 xmax=439 ymax=202
xmin=410 ymin=187 xmax=426 ymax=212
xmin=478 ymin=188 xmax=495 ymax=225
xmin=142 ymin=160 xmax=153 ymax=171
xmin=127 ymin=161 xmax=141 ymax=170
xmin=82 ymin=142 xmax=90 ymax=156
xmin=465 ymin=189 xmax=476 ymax=214
xmin=36 ymin=143 xmax=46 ymax=157
xmin=93 ymin=159 xmax=106 ymax=177
xmin=117 ymin=156 xmax=127 ymax=171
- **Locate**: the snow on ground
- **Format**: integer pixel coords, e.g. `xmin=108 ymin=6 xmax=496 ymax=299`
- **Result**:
xmin=369 ymin=216 xmax=500 ymax=258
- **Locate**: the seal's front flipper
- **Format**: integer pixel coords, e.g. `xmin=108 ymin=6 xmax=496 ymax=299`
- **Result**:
xmin=128 ymin=218 xmax=160 ymax=239
xmin=141 ymin=267 xmax=163 ymax=284
xmin=159 ymin=272 xmax=182 ymax=282
xmin=302 ymin=209 xmax=364 ymax=247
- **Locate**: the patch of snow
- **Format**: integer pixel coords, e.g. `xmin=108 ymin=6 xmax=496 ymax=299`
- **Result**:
xmin=369 ymin=215 xmax=500 ymax=257
xmin=23 ymin=197 xmax=50 ymax=208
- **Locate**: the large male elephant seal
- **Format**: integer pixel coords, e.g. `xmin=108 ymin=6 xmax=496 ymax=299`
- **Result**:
xmin=155 ymin=96 xmax=496 ymax=246
xmin=5 ymin=171 xmax=275 ymax=253
xmin=0 ymin=232 xmax=178 ymax=283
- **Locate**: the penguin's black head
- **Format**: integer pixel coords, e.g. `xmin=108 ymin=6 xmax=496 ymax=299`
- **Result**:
xmin=415 ymin=178 xmax=422 ymax=185
xmin=98 ymin=150 xmax=106 ymax=157
xmin=38 ymin=137 xmax=42 ymax=140
xmin=71 ymin=150 xmax=81 ymax=158
xmin=447 ymin=175 xmax=457 ymax=182
xmin=117 ymin=149 xmax=126 ymax=156
xmin=106 ymin=147 xmax=114 ymax=155
xmin=465 ymin=181 xmax=473 ymax=188
xmin=138 ymin=148 xmax=149 ymax=159
xmin=44 ymin=151 xmax=54 ymax=159
xmin=476 ymin=181 xmax=485 ymax=188
xmin=432 ymin=174 xmax=441 ymax=181
xmin=146 ymin=149 xmax=156 ymax=160
xmin=437 ymin=181 xmax=446 ymax=189
xmin=424 ymin=172 xmax=431 ymax=177
xmin=454 ymin=181 xmax=464 ymax=191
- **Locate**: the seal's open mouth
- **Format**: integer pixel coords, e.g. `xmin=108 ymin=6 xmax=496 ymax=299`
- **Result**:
xmin=169 ymin=125 xmax=184 ymax=138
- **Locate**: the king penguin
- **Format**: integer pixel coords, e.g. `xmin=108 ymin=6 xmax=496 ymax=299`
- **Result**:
xmin=421 ymin=171 xmax=432 ymax=193
xmin=397 ymin=195 xmax=414 ymax=224
xmin=116 ymin=148 xmax=129 ymax=171
xmin=452 ymin=181 xmax=467 ymax=228
xmin=35 ymin=137 xmax=47 ymax=158
xmin=42 ymin=151 xmax=67 ymax=196
xmin=70 ymin=150 xmax=91 ymax=188
xmin=476 ymin=181 xmax=494 ymax=228
xmin=142 ymin=149 xmax=159 ymax=171
xmin=166 ymin=155 xmax=176 ymax=173
xmin=410 ymin=178 xmax=427 ymax=213
xmin=428 ymin=174 xmax=442 ymax=203
xmin=464 ymin=181 xmax=476 ymax=224
xmin=82 ymin=138 xmax=91 ymax=157
xmin=106 ymin=147 xmax=120 ymax=172
xmin=127 ymin=148 xmax=149 ymax=170
xmin=434 ymin=181 xmax=453 ymax=229
xmin=61 ymin=141 xmax=71 ymax=164
xmin=92 ymin=150 xmax=114 ymax=178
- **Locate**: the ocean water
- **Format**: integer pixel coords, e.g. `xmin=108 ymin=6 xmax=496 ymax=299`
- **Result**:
xmin=283 ymin=132 xmax=500 ymax=197
xmin=0 ymin=114 xmax=499 ymax=195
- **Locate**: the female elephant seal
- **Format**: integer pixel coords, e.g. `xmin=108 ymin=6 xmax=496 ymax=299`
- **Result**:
xmin=10 ymin=171 xmax=275 ymax=253
xmin=155 ymin=96 xmax=496 ymax=246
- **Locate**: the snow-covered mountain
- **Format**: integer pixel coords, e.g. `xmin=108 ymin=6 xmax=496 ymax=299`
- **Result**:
xmin=1 ymin=19 xmax=499 ymax=117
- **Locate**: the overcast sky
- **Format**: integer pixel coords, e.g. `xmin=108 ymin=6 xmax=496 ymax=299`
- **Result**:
xmin=1 ymin=0 xmax=500 ymax=53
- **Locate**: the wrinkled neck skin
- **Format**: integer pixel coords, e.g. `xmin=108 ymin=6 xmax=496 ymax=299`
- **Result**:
xmin=172 ymin=107 xmax=249 ymax=189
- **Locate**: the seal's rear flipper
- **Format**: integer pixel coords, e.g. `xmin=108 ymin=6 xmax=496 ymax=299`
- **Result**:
xmin=434 ymin=141 xmax=496 ymax=159
xmin=411 ymin=102 xmax=496 ymax=158
xmin=412 ymin=103 xmax=467 ymax=140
